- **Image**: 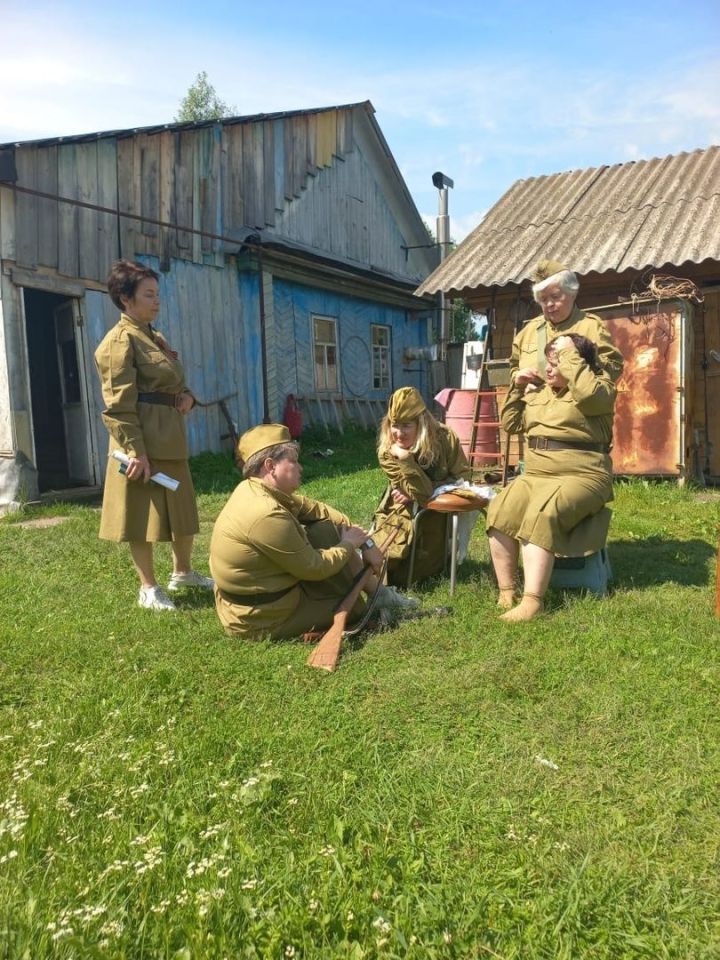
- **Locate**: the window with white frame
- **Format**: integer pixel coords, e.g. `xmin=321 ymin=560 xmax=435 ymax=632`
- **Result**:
xmin=371 ymin=324 xmax=391 ymax=390
xmin=313 ymin=315 xmax=338 ymax=392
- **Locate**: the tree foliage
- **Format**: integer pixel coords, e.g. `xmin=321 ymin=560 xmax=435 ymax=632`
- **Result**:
xmin=175 ymin=71 xmax=235 ymax=122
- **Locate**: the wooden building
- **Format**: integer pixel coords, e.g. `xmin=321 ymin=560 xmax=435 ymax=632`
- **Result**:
xmin=417 ymin=145 xmax=720 ymax=482
xmin=0 ymin=101 xmax=437 ymax=509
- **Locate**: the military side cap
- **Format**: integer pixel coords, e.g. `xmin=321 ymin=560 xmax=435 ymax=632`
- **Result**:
xmin=238 ymin=423 xmax=291 ymax=463
xmin=388 ymin=386 xmax=426 ymax=422
xmin=530 ymin=259 xmax=568 ymax=283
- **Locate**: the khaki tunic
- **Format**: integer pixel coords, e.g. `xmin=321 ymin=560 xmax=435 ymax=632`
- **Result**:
xmin=487 ymin=342 xmax=617 ymax=556
xmin=210 ymin=478 xmax=364 ymax=639
xmin=372 ymin=424 xmax=470 ymax=585
xmin=511 ymin=305 xmax=624 ymax=385
xmin=94 ymin=313 xmax=198 ymax=542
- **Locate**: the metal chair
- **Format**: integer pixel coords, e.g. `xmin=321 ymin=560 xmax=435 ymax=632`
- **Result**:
xmin=406 ymin=492 xmax=489 ymax=595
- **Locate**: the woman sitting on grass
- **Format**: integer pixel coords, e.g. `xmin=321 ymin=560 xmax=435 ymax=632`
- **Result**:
xmin=372 ymin=386 xmax=473 ymax=586
xmin=487 ymin=333 xmax=617 ymax=622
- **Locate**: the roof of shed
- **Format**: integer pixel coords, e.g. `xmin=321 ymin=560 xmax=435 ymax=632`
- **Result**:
xmin=0 ymin=101 xmax=371 ymax=147
xmin=416 ymin=144 xmax=720 ymax=296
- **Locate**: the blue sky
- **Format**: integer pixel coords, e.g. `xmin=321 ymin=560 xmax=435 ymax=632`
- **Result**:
xmin=2 ymin=1 xmax=719 ymax=239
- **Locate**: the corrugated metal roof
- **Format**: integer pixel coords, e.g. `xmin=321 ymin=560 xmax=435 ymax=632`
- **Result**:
xmin=417 ymin=145 xmax=720 ymax=296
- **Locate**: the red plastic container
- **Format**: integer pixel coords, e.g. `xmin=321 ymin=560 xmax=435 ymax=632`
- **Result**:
xmin=435 ymin=388 xmax=499 ymax=464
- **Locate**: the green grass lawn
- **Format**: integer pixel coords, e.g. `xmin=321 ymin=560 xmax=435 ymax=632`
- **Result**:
xmin=1 ymin=426 xmax=719 ymax=959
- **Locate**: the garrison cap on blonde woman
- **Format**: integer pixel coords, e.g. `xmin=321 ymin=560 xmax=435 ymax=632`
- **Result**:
xmin=388 ymin=387 xmax=426 ymax=423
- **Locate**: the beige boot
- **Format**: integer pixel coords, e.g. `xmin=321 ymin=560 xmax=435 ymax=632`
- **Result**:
xmin=500 ymin=592 xmax=544 ymax=623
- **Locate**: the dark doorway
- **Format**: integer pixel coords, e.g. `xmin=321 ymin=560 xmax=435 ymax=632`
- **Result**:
xmin=24 ymin=288 xmax=91 ymax=491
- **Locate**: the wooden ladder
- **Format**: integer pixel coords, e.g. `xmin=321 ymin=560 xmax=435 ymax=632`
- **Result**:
xmin=467 ymin=321 xmax=506 ymax=482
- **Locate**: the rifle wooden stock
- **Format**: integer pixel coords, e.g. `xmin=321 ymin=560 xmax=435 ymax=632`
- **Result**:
xmin=306 ymin=528 xmax=399 ymax=672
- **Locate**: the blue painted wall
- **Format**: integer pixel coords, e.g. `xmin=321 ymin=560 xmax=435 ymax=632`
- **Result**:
xmin=271 ymin=278 xmax=429 ymax=404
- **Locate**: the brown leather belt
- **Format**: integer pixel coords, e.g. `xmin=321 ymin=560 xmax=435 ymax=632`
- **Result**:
xmin=528 ymin=436 xmax=609 ymax=454
xmin=137 ymin=392 xmax=178 ymax=407
xmin=217 ymin=584 xmax=296 ymax=606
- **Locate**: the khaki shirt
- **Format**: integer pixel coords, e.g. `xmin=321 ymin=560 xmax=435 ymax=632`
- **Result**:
xmin=378 ymin=424 xmax=470 ymax=507
xmin=502 ymin=342 xmax=616 ymax=449
xmin=511 ymin=305 xmax=624 ymax=386
xmin=210 ymin=478 xmax=355 ymax=598
xmin=94 ymin=314 xmax=190 ymax=460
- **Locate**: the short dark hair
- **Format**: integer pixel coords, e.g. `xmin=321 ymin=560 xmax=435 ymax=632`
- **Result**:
xmin=546 ymin=333 xmax=601 ymax=374
xmin=106 ymin=259 xmax=159 ymax=310
xmin=242 ymin=442 xmax=299 ymax=478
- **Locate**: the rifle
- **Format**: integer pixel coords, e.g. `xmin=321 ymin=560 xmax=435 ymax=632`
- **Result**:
xmin=306 ymin=528 xmax=399 ymax=672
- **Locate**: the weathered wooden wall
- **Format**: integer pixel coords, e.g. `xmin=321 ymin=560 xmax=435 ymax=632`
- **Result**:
xmin=2 ymin=105 xmax=433 ymax=288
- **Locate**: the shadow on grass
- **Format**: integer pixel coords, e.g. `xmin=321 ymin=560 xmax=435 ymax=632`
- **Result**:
xmin=609 ymin=537 xmax=714 ymax=588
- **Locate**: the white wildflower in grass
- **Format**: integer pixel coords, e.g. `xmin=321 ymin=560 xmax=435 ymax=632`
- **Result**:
xmin=32 ymin=758 xmax=48 ymax=767
xmin=443 ymin=930 xmax=453 ymax=944
xmin=241 ymin=878 xmax=258 ymax=890
xmin=99 ymin=859 xmax=131 ymax=880
xmin=200 ymin=823 xmax=227 ymax=840
xmin=11 ymin=758 xmax=33 ymax=784
xmin=129 ymin=782 xmax=150 ymax=798
xmin=151 ymin=899 xmax=171 ymax=914
xmin=284 ymin=946 xmax=296 ymax=958
xmin=134 ymin=846 xmax=163 ymax=875
xmin=0 ymin=794 xmax=29 ymax=840
xmin=372 ymin=917 xmax=391 ymax=935
xmin=117 ymin=752 xmax=132 ymax=761
xmin=175 ymin=891 xmax=190 ymax=906
xmin=346 ymin=910 xmax=355 ymax=922
xmin=260 ymin=760 xmax=273 ymax=768
xmin=376 ymin=938 xmax=389 ymax=948
xmin=318 ymin=845 xmax=336 ymax=857
xmin=0 ymin=850 xmax=18 ymax=864
xmin=130 ymin=834 xmax=152 ymax=846
xmin=217 ymin=866 xmax=232 ymax=879
xmin=28 ymin=720 xmax=43 ymax=730
xmin=287 ymin=797 xmax=298 ymax=806
xmin=99 ymin=920 xmax=124 ymax=938
xmin=195 ymin=887 xmax=226 ymax=917
xmin=309 ymin=898 xmax=320 ymax=913
xmin=506 ymin=824 xmax=520 ymax=841
xmin=218 ymin=780 xmax=231 ymax=789
xmin=97 ymin=807 xmax=120 ymax=821
xmin=186 ymin=852 xmax=228 ymax=879
xmin=242 ymin=777 xmax=260 ymax=788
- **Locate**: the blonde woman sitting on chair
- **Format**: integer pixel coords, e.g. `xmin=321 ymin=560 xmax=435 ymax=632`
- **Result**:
xmin=372 ymin=387 xmax=476 ymax=587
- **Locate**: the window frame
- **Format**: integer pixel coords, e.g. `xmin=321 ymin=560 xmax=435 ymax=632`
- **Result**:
xmin=311 ymin=314 xmax=339 ymax=393
xmin=371 ymin=323 xmax=392 ymax=391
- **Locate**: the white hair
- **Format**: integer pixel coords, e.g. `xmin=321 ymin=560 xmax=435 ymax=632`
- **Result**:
xmin=532 ymin=268 xmax=579 ymax=302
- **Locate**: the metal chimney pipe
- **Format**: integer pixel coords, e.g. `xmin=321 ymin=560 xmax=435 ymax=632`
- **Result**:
xmin=432 ymin=171 xmax=454 ymax=362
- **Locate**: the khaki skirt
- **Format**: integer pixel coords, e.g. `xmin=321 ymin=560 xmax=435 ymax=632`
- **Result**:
xmin=99 ymin=457 xmax=199 ymax=543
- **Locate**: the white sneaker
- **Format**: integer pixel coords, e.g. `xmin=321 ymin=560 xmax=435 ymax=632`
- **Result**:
xmin=375 ymin=585 xmax=420 ymax=611
xmin=138 ymin=585 xmax=177 ymax=611
xmin=167 ymin=570 xmax=215 ymax=592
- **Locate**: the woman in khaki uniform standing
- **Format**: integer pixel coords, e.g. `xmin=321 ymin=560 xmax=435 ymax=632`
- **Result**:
xmin=372 ymin=387 xmax=472 ymax=586
xmin=487 ymin=334 xmax=617 ymax=622
xmin=95 ymin=259 xmax=213 ymax=611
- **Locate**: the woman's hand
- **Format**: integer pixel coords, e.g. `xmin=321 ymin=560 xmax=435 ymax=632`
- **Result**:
xmin=126 ymin=454 xmax=151 ymax=483
xmin=515 ymin=367 xmax=543 ymax=387
xmin=390 ymin=442 xmax=412 ymax=460
xmin=339 ymin=525 xmax=370 ymax=549
xmin=391 ymin=488 xmax=412 ymax=506
xmin=361 ymin=543 xmax=384 ymax=575
xmin=175 ymin=391 xmax=195 ymax=415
